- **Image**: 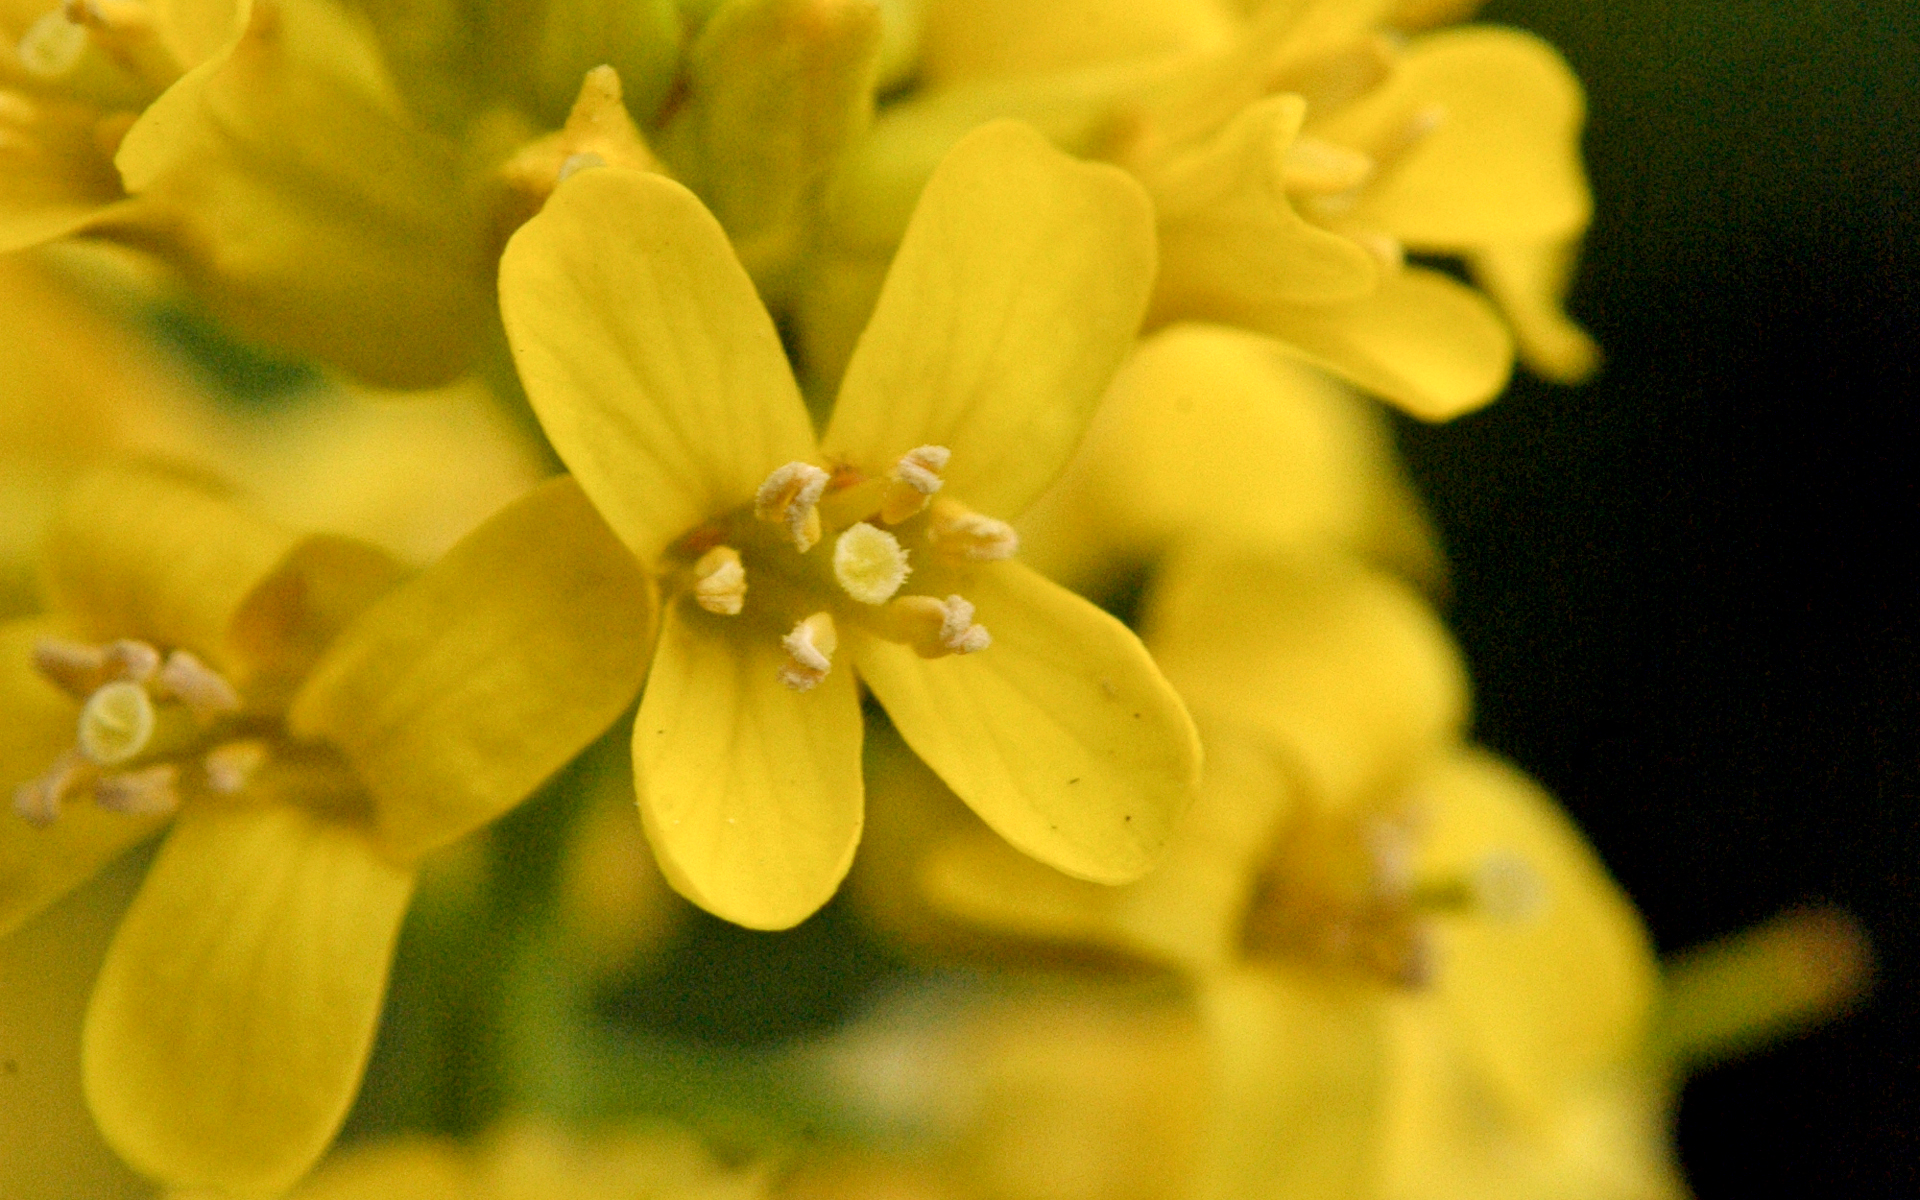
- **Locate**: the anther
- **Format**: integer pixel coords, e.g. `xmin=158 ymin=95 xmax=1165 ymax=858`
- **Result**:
xmin=61 ymin=0 xmax=182 ymax=90
xmin=833 ymin=522 xmax=911 ymax=605
xmin=778 ymin=612 xmax=837 ymax=691
xmin=156 ymin=650 xmax=241 ymax=723
xmin=203 ymin=739 xmax=268 ymax=795
xmin=1282 ymin=137 xmax=1374 ymax=195
xmin=692 ymin=545 xmax=748 ymax=615
xmin=32 ymin=637 xmax=159 ymax=699
xmin=1470 ymin=852 xmax=1546 ymax=922
xmin=93 ymin=762 xmax=180 ymax=817
xmin=12 ymin=750 xmax=86 ymax=827
xmin=927 ymin=499 xmax=1019 ymax=562
xmin=888 ymin=594 xmax=991 ymax=658
xmin=755 ymin=461 xmax=831 ymax=552
xmin=879 ymin=445 xmax=950 ymax=524
xmin=557 ymin=151 xmax=604 ymax=181
xmin=16 ymin=8 xmax=87 ymax=78
xmin=76 ymin=680 xmax=156 ymax=767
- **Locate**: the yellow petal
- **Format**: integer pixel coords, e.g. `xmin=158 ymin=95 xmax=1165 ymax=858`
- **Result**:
xmin=917 ymin=716 xmax=1292 ymax=971
xmin=1017 ymin=324 xmax=1440 ymax=591
xmin=852 ymin=559 xmax=1200 ymax=884
xmin=1249 ymin=265 xmax=1515 ymax=421
xmin=83 ymin=804 xmax=413 ymax=1195
xmin=41 ymin=467 xmax=298 ymax=672
xmin=1145 ymin=549 xmax=1467 ymax=812
xmin=149 ymin=0 xmax=251 ymax=69
xmin=1196 ymin=968 xmax=1390 ymax=1200
xmin=1418 ymin=749 xmax=1658 ymax=1115
xmin=823 ymin=120 xmax=1156 ymax=519
xmin=0 ymin=618 xmax=166 ymax=937
xmin=0 ymin=95 xmax=128 ymax=253
xmin=1316 ymin=27 xmax=1591 ymax=249
xmin=918 ymin=0 xmax=1234 ymax=86
xmin=1149 ymin=95 xmax=1380 ymax=321
xmin=660 ymin=0 xmax=881 ymax=279
xmin=289 ymin=478 xmax=656 ymax=862
xmin=226 ymin=533 xmax=407 ymax=705
xmin=1471 ymin=238 xmax=1600 ymax=384
xmin=113 ymin=0 xmax=489 ymax=387
xmin=500 ymin=167 xmax=817 ymax=565
xmin=633 ymin=600 xmax=863 ymax=930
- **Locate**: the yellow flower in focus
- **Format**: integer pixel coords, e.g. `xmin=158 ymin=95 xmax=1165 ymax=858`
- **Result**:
xmin=855 ymin=547 xmax=1661 ymax=1200
xmin=1 ymin=467 xmax=654 ymax=1194
xmin=814 ymin=0 xmax=1596 ymax=417
xmin=498 ymin=119 xmax=1200 ymax=931
xmin=221 ymin=1119 xmax=767 ymax=1200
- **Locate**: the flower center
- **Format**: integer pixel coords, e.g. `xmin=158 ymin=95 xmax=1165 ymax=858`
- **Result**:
xmin=11 ymin=635 xmax=348 ymax=827
xmin=1240 ymin=801 xmax=1543 ymax=989
xmin=665 ymin=446 xmax=1015 ymax=690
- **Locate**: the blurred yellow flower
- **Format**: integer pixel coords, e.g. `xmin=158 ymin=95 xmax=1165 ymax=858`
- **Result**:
xmin=2 ymin=467 xmax=653 ymax=1194
xmin=220 ymin=1119 xmax=767 ymax=1200
xmin=499 ymin=119 xmax=1199 ymax=931
xmin=813 ymin=0 xmax=1595 ymax=416
xmin=854 ymin=547 xmax=1661 ymax=1199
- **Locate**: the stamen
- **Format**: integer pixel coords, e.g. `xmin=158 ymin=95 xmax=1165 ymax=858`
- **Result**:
xmin=1282 ymin=137 xmax=1374 ymax=195
xmin=1470 ymin=851 xmax=1546 ymax=922
xmin=778 ymin=612 xmax=837 ymax=691
xmin=203 ymin=739 xmax=269 ymax=794
xmin=156 ymin=649 xmax=241 ymax=723
xmin=879 ymin=445 xmax=951 ymax=524
xmin=888 ymin=594 xmax=991 ymax=658
xmin=557 ymin=151 xmax=604 ymax=181
xmin=16 ymin=8 xmax=88 ymax=78
xmin=927 ymin=499 xmax=1019 ymax=562
xmin=76 ymin=680 xmax=156 ymax=767
xmin=692 ymin=545 xmax=748 ymax=615
xmin=754 ymin=461 xmax=831 ymax=551
xmin=32 ymin=637 xmax=159 ymax=698
xmin=12 ymin=750 xmax=87 ymax=827
xmin=93 ymin=762 xmax=180 ymax=816
xmin=833 ymin=523 xmax=911 ymax=605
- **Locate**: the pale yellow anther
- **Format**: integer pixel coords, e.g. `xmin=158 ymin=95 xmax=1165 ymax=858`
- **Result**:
xmin=157 ymin=649 xmax=241 ymax=723
xmin=889 ymin=594 xmax=991 ymax=658
xmin=778 ymin=612 xmax=838 ymax=692
xmin=1282 ymin=137 xmax=1375 ymax=195
xmin=557 ymin=152 xmax=605 ymax=181
xmin=77 ymin=680 xmax=156 ymax=767
xmin=32 ymin=637 xmax=162 ymax=698
xmin=203 ymin=739 xmax=269 ymax=795
xmin=93 ymin=762 xmax=180 ymax=816
xmin=16 ymin=8 xmax=88 ymax=78
xmin=1470 ymin=851 xmax=1547 ymax=922
xmin=12 ymin=749 xmax=86 ymax=827
xmin=755 ymin=461 xmax=831 ymax=551
xmin=927 ymin=499 xmax=1019 ymax=562
xmin=879 ymin=445 xmax=951 ymax=524
xmin=692 ymin=545 xmax=748 ymax=615
xmin=833 ymin=522 xmax=911 ymax=605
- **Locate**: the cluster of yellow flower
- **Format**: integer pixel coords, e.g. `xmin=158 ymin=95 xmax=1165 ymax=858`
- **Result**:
xmin=1 ymin=1 xmax=1869 ymax=1197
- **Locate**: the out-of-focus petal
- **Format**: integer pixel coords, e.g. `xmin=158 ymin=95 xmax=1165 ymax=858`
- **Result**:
xmin=500 ymin=166 xmax=816 ymax=565
xmin=853 ymin=559 xmax=1199 ymax=885
xmin=289 ymin=478 xmax=655 ymax=862
xmin=823 ymin=120 xmax=1156 ymax=519
xmin=1471 ymin=238 xmax=1600 ymax=384
xmin=1145 ymin=549 xmax=1467 ymax=812
xmin=633 ymin=600 xmax=864 ymax=931
xmin=83 ymin=803 xmax=412 ymax=1196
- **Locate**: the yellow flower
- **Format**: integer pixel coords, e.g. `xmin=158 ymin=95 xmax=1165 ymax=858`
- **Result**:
xmin=498 ymin=119 xmax=1200 ymax=931
xmin=813 ymin=0 xmax=1595 ymax=417
xmin=2 ymin=466 xmax=654 ymax=1194
xmin=218 ymin=1119 xmax=767 ymax=1200
xmin=855 ymin=547 xmax=1660 ymax=1199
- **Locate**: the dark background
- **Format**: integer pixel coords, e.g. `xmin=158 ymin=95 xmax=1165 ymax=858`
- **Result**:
xmin=1399 ymin=1 xmax=1917 ymax=1195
